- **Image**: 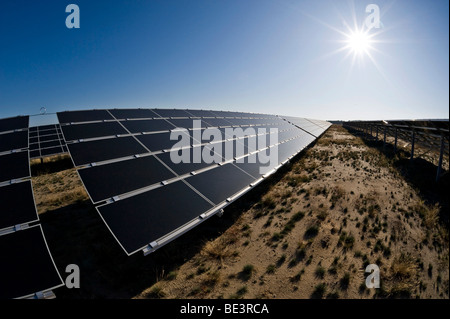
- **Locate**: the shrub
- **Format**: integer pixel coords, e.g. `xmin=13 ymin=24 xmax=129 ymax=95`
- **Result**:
xmin=315 ymin=266 xmax=326 ymax=279
xmin=311 ymin=283 xmax=327 ymax=299
xmin=305 ymin=224 xmax=319 ymax=238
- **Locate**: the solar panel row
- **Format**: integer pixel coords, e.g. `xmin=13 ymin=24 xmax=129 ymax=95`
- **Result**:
xmin=0 ymin=116 xmax=64 ymax=299
xmin=57 ymin=109 xmax=279 ymax=124
xmin=58 ymin=109 xmax=330 ymax=255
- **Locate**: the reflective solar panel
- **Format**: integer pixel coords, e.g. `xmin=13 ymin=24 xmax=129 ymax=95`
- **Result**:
xmin=0 ymin=116 xmax=29 ymax=133
xmin=0 ymin=181 xmax=38 ymax=231
xmin=61 ymin=121 xmax=128 ymax=142
xmin=41 ymin=146 xmax=65 ymax=157
xmin=68 ymin=136 xmax=147 ymax=166
xmin=97 ymin=181 xmax=213 ymax=255
xmin=156 ymin=147 xmax=221 ymax=176
xmin=0 ymin=131 xmax=28 ymax=153
xmin=233 ymin=150 xmax=278 ymax=178
xmin=185 ymin=110 xmax=218 ymax=118
xmin=137 ymin=132 xmax=189 ymax=152
xmin=57 ymin=110 xmax=113 ymax=124
xmin=0 ymin=225 xmax=64 ymax=299
xmin=109 ymin=108 xmax=157 ymax=120
xmin=119 ymin=119 xmax=174 ymax=134
xmin=78 ymin=155 xmax=177 ymax=203
xmin=185 ymin=164 xmax=256 ymax=205
xmin=29 ymin=124 xmax=68 ymax=159
xmin=152 ymin=109 xmax=191 ymax=118
xmin=167 ymin=118 xmax=208 ymax=130
xmin=282 ymin=117 xmax=328 ymax=137
xmin=39 ymin=140 xmax=61 ymax=149
xmin=0 ymin=151 xmax=30 ymax=183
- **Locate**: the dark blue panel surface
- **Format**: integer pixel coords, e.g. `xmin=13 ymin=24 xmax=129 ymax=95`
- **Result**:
xmin=79 ymin=155 xmax=176 ymax=203
xmin=185 ymin=164 xmax=256 ymax=205
xmin=98 ymin=181 xmax=213 ymax=255
xmin=0 ymin=116 xmax=28 ymax=133
xmin=0 ymin=225 xmax=63 ymax=299
xmin=0 ymin=151 xmax=30 ymax=182
xmin=57 ymin=110 xmax=113 ymax=124
xmin=0 ymin=181 xmax=38 ymax=230
xmin=68 ymin=136 xmax=147 ymax=166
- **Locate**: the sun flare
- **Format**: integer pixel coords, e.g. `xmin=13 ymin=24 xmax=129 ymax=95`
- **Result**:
xmin=346 ymin=29 xmax=372 ymax=55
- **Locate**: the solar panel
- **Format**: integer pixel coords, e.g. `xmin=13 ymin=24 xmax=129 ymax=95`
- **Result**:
xmin=119 ymin=119 xmax=174 ymax=134
xmin=57 ymin=108 xmax=330 ymax=255
xmin=233 ymin=150 xmax=278 ymax=178
xmin=167 ymin=118 xmax=208 ymax=130
xmin=0 ymin=225 xmax=64 ymax=299
xmin=136 ymin=132 xmax=189 ymax=152
xmin=185 ymin=110 xmax=219 ymax=118
xmin=61 ymin=121 xmax=128 ymax=142
xmin=0 ymin=151 xmax=30 ymax=183
xmin=97 ymin=181 xmax=213 ymax=255
xmin=156 ymin=147 xmax=222 ymax=176
xmin=39 ymin=140 xmax=62 ymax=149
xmin=201 ymin=118 xmax=233 ymax=128
xmin=29 ymin=124 xmax=67 ymax=159
xmin=109 ymin=108 xmax=157 ymax=120
xmin=57 ymin=110 xmax=113 ymax=124
xmin=78 ymin=155 xmax=177 ymax=203
xmin=184 ymin=163 xmax=256 ymax=205
xmin=152 ymin=109 xmax=191 ymax=118
xmin=0 ymin=181 xmax=38 ymax=231
xmin=41 ymin=146 xmax=65 ymax=157
xmin=0 ymin=116 xmax=29 ymax=133
xmin=282 ymin=117 xmax=329 ymax=137
xmin=67 ymin=136 xmax=148 ymax=166
xmin=0 ymin=131 xmax=29 ymax=153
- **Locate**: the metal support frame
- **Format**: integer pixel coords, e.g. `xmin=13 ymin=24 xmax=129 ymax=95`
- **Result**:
xmin=410 ymin=130 xmax=415 ymax=162
xmin=394 ymin=128 xmax=398 ymax=153
xmin=436 ymin=134 xmax=445 ymax=182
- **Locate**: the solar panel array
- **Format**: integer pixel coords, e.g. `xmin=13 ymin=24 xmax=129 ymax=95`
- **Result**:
xmin=0 ymin=116 xmax=64 ymax=299
xmin=58 ymin=109 xmax=330 ymax=255
xmin=29 ymin=124 xmax=68 ymax=159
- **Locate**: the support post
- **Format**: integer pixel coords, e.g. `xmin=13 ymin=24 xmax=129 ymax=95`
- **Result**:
xmin=436 ymin=134 xmax=445 ymax=182
xmin=410 ymin=130 xmax=415 ymax=162
xmin=394 ymin=128 xmax=398 ymax=153
xmin=383 ymin=126 xmax=387 ymax=150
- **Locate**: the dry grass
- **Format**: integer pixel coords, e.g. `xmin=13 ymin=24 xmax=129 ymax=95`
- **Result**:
xmin=32 ymin=167 xmax=89 ymax=214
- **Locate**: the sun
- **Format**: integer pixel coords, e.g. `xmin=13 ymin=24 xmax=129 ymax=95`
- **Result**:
xmin=345 ymin=29 xmax=373 ymax=55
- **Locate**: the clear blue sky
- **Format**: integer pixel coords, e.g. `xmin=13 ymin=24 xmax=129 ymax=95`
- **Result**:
xmin=0 ymin=0 xmax=448 ymax=123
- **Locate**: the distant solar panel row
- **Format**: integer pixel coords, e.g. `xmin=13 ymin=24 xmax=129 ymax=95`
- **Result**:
xmin=0 ymin=115 xmax=64 ymax=299
xmin=58 ymin=109 xmax=330 ymax=256
xmin=29 ymin=124 xmax=68 ymax=159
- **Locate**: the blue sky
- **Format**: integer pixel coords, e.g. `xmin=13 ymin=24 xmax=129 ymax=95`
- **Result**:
xmin=0 ymin=0 xmax=448 ymax=123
